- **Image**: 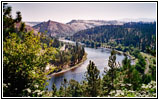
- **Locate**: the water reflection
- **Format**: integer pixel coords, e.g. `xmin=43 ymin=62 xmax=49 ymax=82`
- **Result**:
xmin=46 ymin=47 xmax=125 ymax=90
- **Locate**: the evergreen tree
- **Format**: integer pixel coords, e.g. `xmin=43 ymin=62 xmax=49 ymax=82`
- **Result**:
xmin=70 ymin=54 xmax=75 ymax=66
xmin=131 ymin=68 xmax=142 ymax=90
xmin=102 ymin=49 xmax=117 ymax=95
xmin=80 ymin=81 xmax=89 ymax=97
xmin=58 ymin=86 xmax=64 ymax=97
xmin=61 ymin=78 xmax=68 ymax=97
xmin=67 ymin=79 xmax=82 ymax=97
xmin=52 ymin=83 xmax=57 ymax=97
xmin=135 ymin=54 xmax=146 ymax=74
xmin=122 ymin=56 xmax=131 ymax=71
xmin=122 ymin=56 xmax=133 ymax=83
xmin=85 ymin=61 xmax=100 ymax=97
xmin=15 ymin=11 xmax=22 ymax=23
xmin=3 ymin=4 xmax=16 ymax=40
xmin=150 ymin=65 xmax=156 ymax=81
xmin=52 ymin=38 xmax=60 ymax=48
xmin=108 ymin=50 xmax=117 ymax=90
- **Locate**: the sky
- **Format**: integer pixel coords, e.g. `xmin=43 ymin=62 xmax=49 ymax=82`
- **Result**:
xmin=8 ymin=2 xmax=156 ymax=23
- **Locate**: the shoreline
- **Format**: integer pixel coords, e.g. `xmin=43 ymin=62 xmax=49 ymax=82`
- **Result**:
xmin=100 ymin=46 xmax=135 ymax=59
xmin=95 ymin=45 xmax=137 ymax=65
xmin=99 ymin=46 xmax=137 ymax=64
xmin=48 ymin=53 xmax=87 ymax=77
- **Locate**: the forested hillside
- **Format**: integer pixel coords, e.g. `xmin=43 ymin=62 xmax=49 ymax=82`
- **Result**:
xmin=72 ymin=22 xmax=156 ymax=56
xmin=3 ymin=3 xmax=156 ymax=98
xmin=3 ymin=4 xmax=85 ymax=96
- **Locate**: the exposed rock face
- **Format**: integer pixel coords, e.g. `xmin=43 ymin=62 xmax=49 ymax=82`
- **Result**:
xmin=33 ymin=20 xmax=75 ymax=37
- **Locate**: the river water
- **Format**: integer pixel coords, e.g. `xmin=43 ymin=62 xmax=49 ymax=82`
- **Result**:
xmin=46 ymin=40 xmax=126 ymax=90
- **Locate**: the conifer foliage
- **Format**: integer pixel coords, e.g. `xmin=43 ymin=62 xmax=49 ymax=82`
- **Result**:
xmin=85 ymin=61 xmax=101 ymax=97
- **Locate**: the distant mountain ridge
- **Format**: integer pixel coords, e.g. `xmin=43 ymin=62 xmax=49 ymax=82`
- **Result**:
xmin=119 ymin=18 xmax=156 ymax=22
xmin=25 ymin=22 xmax=41 ymax=26
xmin=26 ymin=18 xmax=155 ymax=37
xmin=67 ymin=20 xmax=124 ymax=32
xmin=31 ymin=19 xmax=125 ymax=37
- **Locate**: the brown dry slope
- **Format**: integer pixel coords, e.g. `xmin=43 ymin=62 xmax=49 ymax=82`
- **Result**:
xmin=33 ymin=20 xmax=75 ymax=37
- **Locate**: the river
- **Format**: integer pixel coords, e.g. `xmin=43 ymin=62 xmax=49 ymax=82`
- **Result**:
xmin=46 ymin=40 xmax=126 ymax=90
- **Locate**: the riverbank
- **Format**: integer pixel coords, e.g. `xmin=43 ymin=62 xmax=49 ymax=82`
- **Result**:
xmin=48 ymin=53 xmax=87 ymax=77
xmin=99 ymin=45 xmax=133 ymax=57
xmin=99 ymin=46 xmax=137 ymax=65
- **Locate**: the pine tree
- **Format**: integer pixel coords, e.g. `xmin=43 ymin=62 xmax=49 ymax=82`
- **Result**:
xmin=3 ymin=4 xmax=15 ymax=40
xmin=67 ymin=79 xmax=82 ymax=97
xmin=61 ymin=78 xmax=68 ymax=97
xmin=3 ymin=4 xmax=23 ymax=41
xmin=122 ymin=56 xmax=133 ymax=83
xmin=58 ymin=86 xmax=64 ymax=97
xmin=102 ymin=49 xmax=117 ymax=95
xmin=108 ymin=50 xmax=117 ymax=90
xmin=52 ymin=83 xmax=57 ymax=97
xmin=85 ymin=61 xmax=100 ymax=97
